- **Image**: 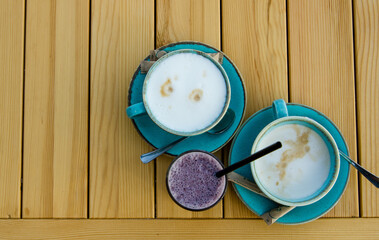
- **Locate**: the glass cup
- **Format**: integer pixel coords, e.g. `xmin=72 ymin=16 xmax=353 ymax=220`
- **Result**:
xmin=166 ymin=150 xmax=228 ymax=211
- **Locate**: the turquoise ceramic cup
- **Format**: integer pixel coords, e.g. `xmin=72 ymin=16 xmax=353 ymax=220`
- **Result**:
xmin=126 ymin=49 xmax=231 ymax=137
xmin=250 ymin=99 xmax=340 ymax=207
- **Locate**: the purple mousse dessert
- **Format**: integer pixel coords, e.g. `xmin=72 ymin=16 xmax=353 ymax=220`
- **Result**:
xmin=166 ymin=151 xmax=227 ymax=211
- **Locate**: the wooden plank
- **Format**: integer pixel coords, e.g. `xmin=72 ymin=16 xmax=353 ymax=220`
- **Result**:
xmin=222 ymin=0 xmax=288 ymax=218
xmin=23 ymin=0 xmax=89 ymax=218
xmin=353 ymin=0 xmax=379 ymax=217
xmin=1 ymin=219 xmax=379 ymax=239
xmin=156 ymin=0 xmax=220 ymax=48
xmin=155 ymin=0 xmax=222 ymax=218
xmin=288 ymin=0 xmax=358 ymax=217
xmin=90 ymin=0 xmax=154 ymax=218
xmin=0 ymin=0 xmax=24 ymax=218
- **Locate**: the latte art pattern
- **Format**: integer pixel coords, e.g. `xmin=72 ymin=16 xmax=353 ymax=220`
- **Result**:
xmin=145 ymin=53 xmax=227 ymax=133
xmin=277 ymin=126 xmax=311 ymax=181
xmin=160 ymin=78 xmax=174 ymax=97
xmin=189 ymin=89 xmax=203 ymax=102
xmin=254 ymin=124 xmax=331 ymax=201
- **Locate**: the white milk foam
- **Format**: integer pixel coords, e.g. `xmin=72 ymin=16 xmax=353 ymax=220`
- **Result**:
xmin=254 ymin=123 xmax=331 ymax=200
xmin=145 ymin=53 xmax=227 ymax=133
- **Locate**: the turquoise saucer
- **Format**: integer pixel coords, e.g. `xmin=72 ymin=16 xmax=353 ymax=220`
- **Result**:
xmin=128 ymin=42 xmax=246 ymax=156
xmin=229 ymin=103 xmax=350 ymax=224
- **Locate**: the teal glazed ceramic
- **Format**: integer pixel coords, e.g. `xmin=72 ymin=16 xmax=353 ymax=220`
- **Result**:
xmin=127 ymin=49 xmax=232 ymax=137
xmin=251 ymin=116 xmax=340 ymax=206
xmin=127 ymin=41 xmax=246 ymax=156
xmin=229 ymin=102 xmax=350 ymax=224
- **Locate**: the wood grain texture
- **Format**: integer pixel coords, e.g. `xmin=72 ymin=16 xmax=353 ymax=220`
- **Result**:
xmin=288 ymin=0 xmax=358 ymax=217
xmin=1 ymin=219 xmax=379 ymax=239
xmin=156 ymin=0 xmax=220 ymax=48
xmin=155 ymin=0 xmax=222 ymax=218
xmin=222 ymin=0 xmax=288 ymax=218
xmin=0 ymin=0 xmax=24 ymax=218
xmin=23 ymin=0 xmax=89 ymax=218
xmin=353 ymin=0 xmax=379 ymax=217
xmin=90 ymin=0 xmax=155 ymax=218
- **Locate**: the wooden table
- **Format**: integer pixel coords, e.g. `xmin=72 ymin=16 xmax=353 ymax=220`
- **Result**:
xmin=0 ymin=0 xmax=378 ymax=239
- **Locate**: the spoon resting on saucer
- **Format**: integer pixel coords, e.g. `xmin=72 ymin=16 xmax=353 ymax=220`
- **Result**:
xmin=227 ymin=172 xmax=294 ymax=225
xmin=229 ymin=150 xmax=379 ymax=225
xmin=140 ymin=109 xmax=236 ymax=164
xmin=339 ymin=150 xmax=379 ymax=188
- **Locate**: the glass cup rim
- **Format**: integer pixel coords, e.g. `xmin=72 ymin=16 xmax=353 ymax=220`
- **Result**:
xmin=250 ymin=116 xmax=340 ymax=207
xmin=166 ymin=150 xmax=228 ymax=211
xmin=142 ymin=49 xmax=231 ymax=137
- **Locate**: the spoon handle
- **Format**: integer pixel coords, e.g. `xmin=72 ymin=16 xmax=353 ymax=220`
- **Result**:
xmin=227 ymin=172 xmax=295 ymax=225
xmin=260 ymin=206 xmax=296 ymax=225
xmin=339 ymin=150 xmax=379 ymax=188
xmin=140 ymin=137 xmax=187 ymax=164
xmin=227 ymin=172 xmax=266 ymax=198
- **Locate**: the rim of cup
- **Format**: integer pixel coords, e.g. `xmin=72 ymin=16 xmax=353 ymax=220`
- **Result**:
xmin=142 ymin=49 xmax=231 ymax=136
xmin=166 ymin=150 xmax=228 ymax=211
xmin=250 ymin=116 xmax=340 ymax=207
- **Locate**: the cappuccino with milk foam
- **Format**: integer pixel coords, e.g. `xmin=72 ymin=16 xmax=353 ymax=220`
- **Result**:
xmin=145 ymin=52 xmax=228 ymax=134
xmin=253 ymin=123 xmax=331 ymax=200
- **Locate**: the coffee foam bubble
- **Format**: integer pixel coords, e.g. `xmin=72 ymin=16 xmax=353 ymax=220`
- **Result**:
xmin=145 ymin=53 xmax=227 ymax=133
xmin=254 ymin=123 xmax=331 ymax=201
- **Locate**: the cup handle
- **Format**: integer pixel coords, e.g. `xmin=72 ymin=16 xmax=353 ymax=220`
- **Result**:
xmin=126 ymin=102 xmax=147 ymax=119
xmin=272 ymin=99 xmax=288 ymax=119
